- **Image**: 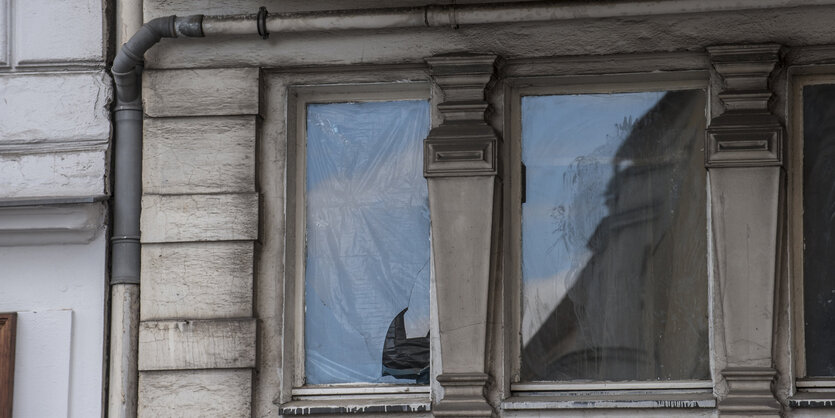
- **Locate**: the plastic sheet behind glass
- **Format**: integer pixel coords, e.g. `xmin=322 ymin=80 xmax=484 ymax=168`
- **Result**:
xmin=304 ymin=100 xmax=431 ymax=385
xmin=520 ymin=90 xmax=709 ymax=381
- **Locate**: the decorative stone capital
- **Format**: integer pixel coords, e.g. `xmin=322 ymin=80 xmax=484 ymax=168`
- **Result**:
xmin=424 ymin=54 xmax=499 ymax=177
xmin=706 ymin=44 xmax=784 ymax=167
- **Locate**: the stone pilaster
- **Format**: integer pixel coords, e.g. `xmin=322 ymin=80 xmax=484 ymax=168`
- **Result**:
xmin=424 ymin=54 xmax=499 ymax=417
xmin=706 ymin=44 xmax=784 ymax=416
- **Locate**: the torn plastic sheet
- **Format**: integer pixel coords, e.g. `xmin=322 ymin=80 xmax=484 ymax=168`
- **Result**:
xmin=304 ymin=100 xmax=431 ymax=385
xmin=382 ymin=308 xmax=430 ymax=384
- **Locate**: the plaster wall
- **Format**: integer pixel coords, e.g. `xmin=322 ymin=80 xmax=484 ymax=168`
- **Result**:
xmin=0 ymin=230 xmax=107 ymax=418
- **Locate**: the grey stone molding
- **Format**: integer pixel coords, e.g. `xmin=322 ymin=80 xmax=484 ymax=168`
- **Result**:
xmin=707 ymin=44 xmax=784 ymax=417
xmin=424 ymin=54 xmax=500 ymax=417
xmin=719 ymin=368 xmax=781 ymax=416
xmin=0 ymin=201 xmax=106 ymax=246
xmin=424 ymin=54 xmax=499 ymax=177
xmin=433 ymin=373 xmax=493 ymax=417
xmin=706 ymin=44 xmax=784 ymax=167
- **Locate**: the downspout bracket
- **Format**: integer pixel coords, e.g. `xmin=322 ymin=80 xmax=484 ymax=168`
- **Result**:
xmin=258 ymin=7 xmax=269 ymax=39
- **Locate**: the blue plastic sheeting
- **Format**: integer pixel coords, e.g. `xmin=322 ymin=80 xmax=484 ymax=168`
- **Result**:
xmin=304 ymin=100 xmax=431 ymax=385
xmin=520 ymin=91 xmax=709 ymax=381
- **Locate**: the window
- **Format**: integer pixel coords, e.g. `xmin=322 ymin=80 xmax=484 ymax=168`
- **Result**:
xmin=791 ymin=79 xmax=835 ymax=400
xmin=283 ymin=83 xmax=435 ymax=409
xmin=799 ymin=83 xmax=835 ymax=379
xmin=507 ymin=77 xmax=712 ymax=405
xmin=303 ymin=99 xmax=431 ymax=385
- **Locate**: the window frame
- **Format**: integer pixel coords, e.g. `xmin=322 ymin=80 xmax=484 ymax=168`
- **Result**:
xmin=0 ymin=313 xmax=16 ymax=418
xmin=788 ymin=72 xmax=835 ymax=398
xmin=502 ymin=72 xmax=716 ymax=407
xmin=280 ymin=80 xmax=437 ymax=411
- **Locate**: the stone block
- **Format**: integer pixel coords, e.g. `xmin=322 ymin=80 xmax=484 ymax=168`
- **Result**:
xmin=143 ymin=68 xmax=260 ymax=117
xmin=143 ymin=116 xmax=256 ymax=194
xmin=138 ymin=369 xmax=251 ymax=418
xmin=138 ymin=319 xmax=256 ymax=370
xmin=141 ymin=242 xmax=254 ymax=320
xmin=140 ymin=193 xmax=258 ymax=243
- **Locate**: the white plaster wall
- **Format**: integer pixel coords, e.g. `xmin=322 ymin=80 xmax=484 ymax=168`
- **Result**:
xmin=0 ymin=0 xmax=110 ymax=417
xmin=12 ymin=0 xmax=104 ymax=65
xmin=0 ymin=229 xmax=107 ymax=418
xmin=0 ymin=72 xmax=112 ymax=147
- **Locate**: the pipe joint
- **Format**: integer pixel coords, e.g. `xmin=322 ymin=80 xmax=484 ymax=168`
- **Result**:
xmin=145 ymin=15 xmax=177 ymax=39
xmin=425 ymin=4 xmax=459 ymax=29
xmin=175 ymin=14 xmax=205 ymax=37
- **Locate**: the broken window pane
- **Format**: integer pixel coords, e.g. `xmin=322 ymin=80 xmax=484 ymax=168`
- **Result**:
xmin=304 ymin=100 xmax=431 ymax=385
xmin=803 ymin=84 xmax=835 ymax=377
xmin=520 ymin=90 xmax=710 ymax=381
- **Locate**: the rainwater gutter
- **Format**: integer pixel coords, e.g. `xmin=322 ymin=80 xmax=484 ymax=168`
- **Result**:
xmin=107 ymin=0 xmax=835 ymax=416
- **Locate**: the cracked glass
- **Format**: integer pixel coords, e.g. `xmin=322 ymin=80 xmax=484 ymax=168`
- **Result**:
xmin=520 ymin=90 xmax=710 ymax=381
xmin=304 ymin=100 xmax=431 ymax=385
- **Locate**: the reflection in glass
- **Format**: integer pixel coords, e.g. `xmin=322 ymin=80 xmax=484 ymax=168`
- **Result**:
xmin=520 ymin=90 xmax=709 ymax=381
xmin=305 ymin=100 xmax=431 ymax=384
xmin=803 ymin=84 xmax=835 ymax=377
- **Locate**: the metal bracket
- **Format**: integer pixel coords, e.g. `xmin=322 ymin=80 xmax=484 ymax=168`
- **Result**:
xmin=257 ymin=7 xmax=269 ymax=39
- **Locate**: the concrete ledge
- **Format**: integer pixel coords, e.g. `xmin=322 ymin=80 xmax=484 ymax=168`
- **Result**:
xmin=0 ymin=201 xmax=105 ymax=246
xmin=789 ymin=392 xmax=835 ymax=408
xmin=502 ymin=392 xmax=716 ymax=410
xmin=279 ymin=399 xmax=431 ymax=415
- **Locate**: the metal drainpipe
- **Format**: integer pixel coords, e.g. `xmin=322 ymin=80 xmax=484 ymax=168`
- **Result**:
xmin=108 ymin=14 xmax=205 ymax=418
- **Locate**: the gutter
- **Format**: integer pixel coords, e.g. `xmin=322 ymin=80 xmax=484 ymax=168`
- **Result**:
xmin=106 ymin=1 xmax=835 ymax=416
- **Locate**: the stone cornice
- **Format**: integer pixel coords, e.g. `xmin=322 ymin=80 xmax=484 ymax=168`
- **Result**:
xmin=424 ymin=54 xmax=500 ymax=178
xmin=0 ymin=201 xmax=106 ymax=246
xmin=706 ymin=44 xmax=784 ymax=167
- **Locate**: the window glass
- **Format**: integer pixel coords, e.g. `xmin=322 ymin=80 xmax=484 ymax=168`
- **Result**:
xmin=520 ymin=90 xmax=709 ymax=381
xmin=802 ymin=84 xmax=835 ymax=377
xmin=304 ymin=100 xmax=431 ymax=385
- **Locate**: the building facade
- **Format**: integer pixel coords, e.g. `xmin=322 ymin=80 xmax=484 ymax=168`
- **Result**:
xmin=5 ymin=1 xmax=835 ymax=417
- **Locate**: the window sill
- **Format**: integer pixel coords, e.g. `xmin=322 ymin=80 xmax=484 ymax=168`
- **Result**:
xmin=790 ymin=379 xmax=835 ymax=408
xmin=502 ymin=392 xmax=716 ymax=410
xmin=279 ymin=399 xmax=431 ymax=415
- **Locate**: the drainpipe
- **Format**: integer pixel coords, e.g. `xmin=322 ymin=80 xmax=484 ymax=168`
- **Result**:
xmin=107 ymin=14 xmax=204 ymax=418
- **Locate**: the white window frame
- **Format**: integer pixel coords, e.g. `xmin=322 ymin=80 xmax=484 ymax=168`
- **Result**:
xmin=502 ymin=71 xmax=717 ymax=409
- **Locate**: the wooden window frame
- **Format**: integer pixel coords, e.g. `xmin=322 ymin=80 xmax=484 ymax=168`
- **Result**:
xmin=0 ymin=313 xmax=17 ymax=418
xmin=787 ymin=71 xmax=835 ymax=405
xmin=501 ymin=71 xmax=716 ymax=409
xmin=264 ymin=70 xmax=441 ymax=413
